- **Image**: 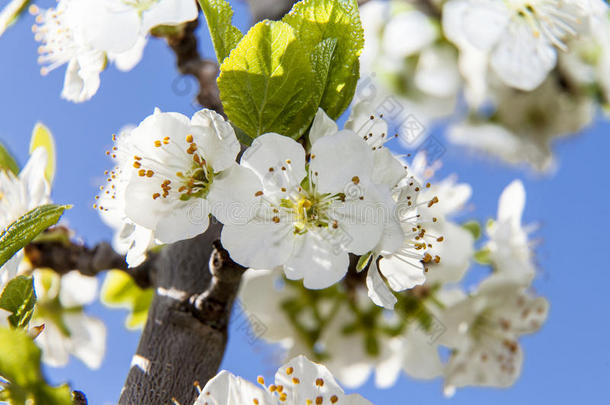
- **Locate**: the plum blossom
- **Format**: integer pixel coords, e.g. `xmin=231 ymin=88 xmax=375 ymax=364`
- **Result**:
xmin=439 ymin=277 xmax=549 ymax=395
xmin=30 ymin=0 xmax=197 ymax=102
xmin=30 ymin=0 xmax=108 ymax=102
xmin=98 ymin=127 xmax=156 ymax=267
xmin=32 ymin=270 xmax=107 ymax=369
xmin=403 ymin=153 xmax=474 ymax=286
xmin=221 ymin=110 xmax=396 ymax=290
xmin=238 ymin=269 xmax=458 ymax=389
xmin=78 ymin=0 xmax=198 ymax=55
xmin=97 ymin=108 xmax=259 ymax=255
xmin=484 ymin=180 xmax=536 ymax=284
xmin=194 ymin=355 xmax=373 ymax=405
xmin=443 ymin=0 xmax=608 ymax=91
xmin=339 ymin=105 xmax=444 ymax=308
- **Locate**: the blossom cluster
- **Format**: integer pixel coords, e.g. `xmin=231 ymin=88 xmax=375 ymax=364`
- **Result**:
xmin=359 ymin=0 xmax=610 ymax=170
xmin=30 ymin=0 xmax=198 ymax=102
xmin=98 ymin=103 xmax=445 ymax=308
xmin=237 ymin=175 xmax=549 ymax=395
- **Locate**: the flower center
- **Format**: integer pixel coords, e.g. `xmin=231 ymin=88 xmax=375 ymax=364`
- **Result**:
xmin=123 ymin=0 xmax=160 ymax=14
xmin=509 ymin=0 xmax=579 ymax=50
xmin=282 ymin=190 xmax=339 ymax=234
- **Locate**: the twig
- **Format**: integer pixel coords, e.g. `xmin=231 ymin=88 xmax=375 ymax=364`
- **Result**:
xmin=24 ymin=240 xmax=153 ymax=289
xmin=165 ymin=19 xmax=224 ymax=116
xmin=72 ymin=391 xmax=88 ymax=405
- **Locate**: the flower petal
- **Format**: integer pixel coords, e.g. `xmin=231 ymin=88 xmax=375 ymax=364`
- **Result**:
xmin=497 ymin=180 xmax=525 ymax=226
xmin=195 ymin=370 xmax=274 ymax=405
xmin=221 ymin=221 xmax=294 ymax=269
xmin=154 ymin=199 xmax=210 ymax=244
xmin=284 ymin=234 xmax=349 ymax=289
xmin=366 ymin=259 xmax=397 ymax=309
xmin=310 ymin=130 xmax=373 ymax=194
xmin=191 ymin=109 xmax=241 ymax=172
xmin=141 ymin=0 xmax=199 ymax=32
xmin=275 ymin=355 xmax=346 ymax=403
xmin=241 ymin=133 xmax=307 ymax=184
xmin=378 ymin=252 xmax=425 ymax=292
xmin=308 ymin=108 xmax=338 ymax=145
xmin=208 ymin=164 xmax=261 ymax=225
xmin=490 ymin=22 xmax=557 ymax=91
xmin=59 ymin=271 xmax=98 ymax=308
xmin=64 ymin=312 xmax=107 ymax=370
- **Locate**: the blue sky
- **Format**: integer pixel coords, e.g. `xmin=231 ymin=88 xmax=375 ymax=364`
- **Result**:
xmin=1 ymin=1 xmax=609 ymax=403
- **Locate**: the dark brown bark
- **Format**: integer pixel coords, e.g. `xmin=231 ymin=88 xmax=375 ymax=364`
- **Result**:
xmin=25 ymin=236 xmax=152 ymax=289
xmin=118 ymin=223 xmax=245 ymax=405
xmin=165 ymin=20 xmax=224 ymax=116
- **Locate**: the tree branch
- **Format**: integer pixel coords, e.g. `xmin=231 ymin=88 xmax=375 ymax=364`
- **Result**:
xmin=72 ymin=391 xmax=88 ymax=405
xmin=187 ymin=240 xmax=246 ymax=330
xmin=165 ymin=19 xmax=224 ymax=116
xmin=118 ymin=223 xmax=247 ymax=405
xmin=24 ymin=239 xmax=152 ymax=289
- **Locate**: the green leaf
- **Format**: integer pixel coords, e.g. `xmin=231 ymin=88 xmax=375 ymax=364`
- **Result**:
xmin=474 ymin=248 xmax=491 ymax=265
xmin=101 ymin=271 xmax=153 ymax=330
xmin=0 ymin=141 xmax=19 ymax=175
xmin=282 ymin=0 xmax=364 ymax=119
xmin=356 ymin=251 xmax=372 ymax=272
xmin=30 ymin=123 xmax=56 ymax=184
xmin=0 ymin=0 xmax=30 ymax=37
xmin=0 ymin=276 xmax=36 ymax=329
xmin=310 ymin=38 xmax=338 ymax=106
xmin=462 ymin=220 xmax=482 ymax=240
xmin=0 ymin=327 xmax=72 ymax=405
xmin=199 ymin=0 xmax=243 ymax=63
xmin=218 ymin=20 xmax=317 ymax=139
xmin=0 ymin=204 xmax=70 ymax=268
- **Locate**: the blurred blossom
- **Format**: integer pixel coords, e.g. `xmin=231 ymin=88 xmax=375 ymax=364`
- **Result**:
xmin=440 ymin=278 xmax=549 ymax=396
xmin=0 ymin=148 xmax=50 ymax=295
xmin=358 ymin=0 xmax=610 ymax=171
xmin=30 ymin=0 xmax=198 ymax=102
xmin=32 ymin=270 xmax=107 ymax=369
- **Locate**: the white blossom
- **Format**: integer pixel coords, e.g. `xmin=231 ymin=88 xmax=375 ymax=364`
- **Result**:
xmin=33 ymin=270 xmax=106 ymax=369
xmin=406 ymin=154 xmax=474 ymax=285
xmin=222 ymin=110 xmax=395 ymax=290
xmin=238 ymin=269 xmax=457 ymax=389
xmin=98 ymin=127 xmax=156 ymax=267
xmin=31 ymin=0 xmax=197 ymax=102
xmin=443 ymin=0 xmax=607 ymax=91
xmin=79 ymin=0 xmax=198 ymax=55
xmin=97 ymin=108 xmax=258 ymax=252
xmin=439 ymin=277 xmax=549 ymax=395
xmin=341 ymin=105 xmax=444 ymax=308
xmin=194 ymin=355 xmax=373 ymax=405
xmin=31 ymin=1 xmax=107 ymax=102
xmin=485 ymin=180 xmax=536 ymax=284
